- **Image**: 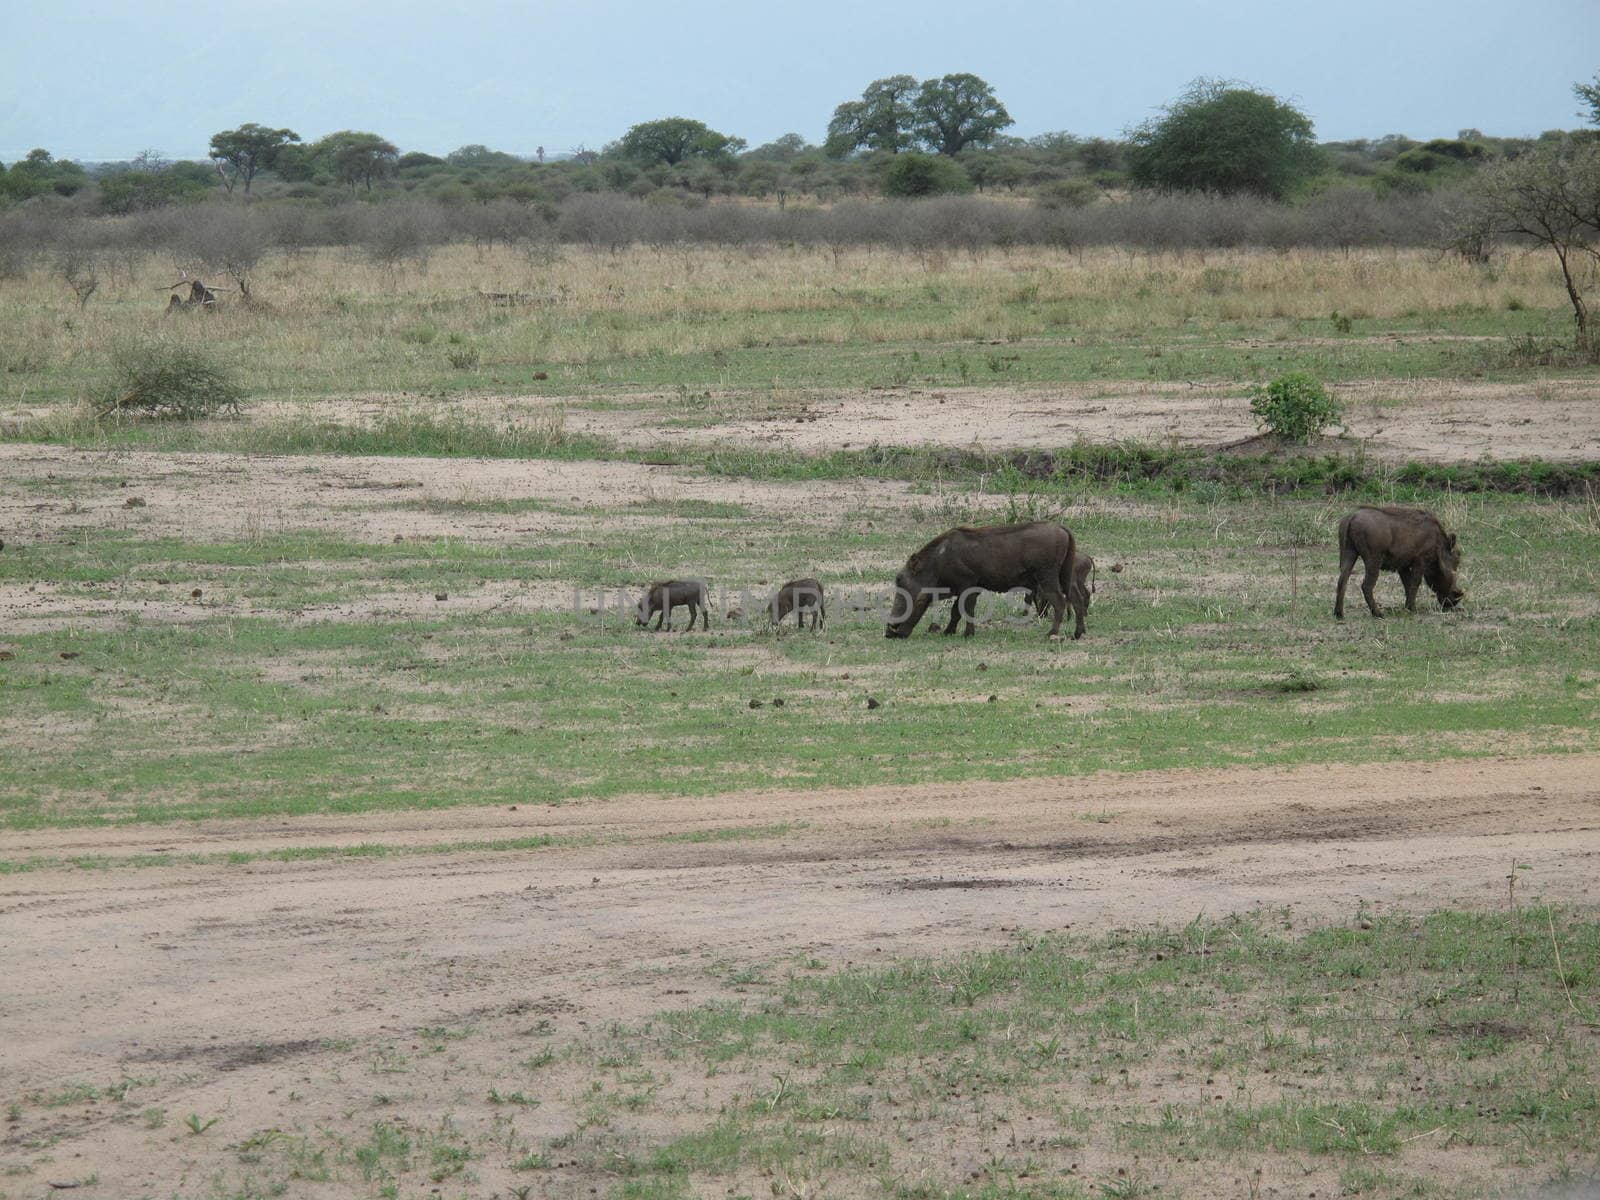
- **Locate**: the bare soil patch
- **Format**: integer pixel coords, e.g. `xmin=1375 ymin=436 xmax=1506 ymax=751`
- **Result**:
xmin=0 ymin=442 xmax=919 ymax=547
xmin=527 ymin=377 xmax=1600 ymax=462
xmin=2 ymin=755 xmax=1595 ymax=1196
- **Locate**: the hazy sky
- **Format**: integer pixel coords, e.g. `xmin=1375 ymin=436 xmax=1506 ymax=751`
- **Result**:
xmin=3 ymin=0 xmax=1596 ymax=163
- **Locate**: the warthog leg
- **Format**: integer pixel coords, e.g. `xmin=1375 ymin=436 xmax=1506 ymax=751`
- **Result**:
xmin=1402 ymin=565 xmax=1422 ymax=613
xmin=1334 ymin=542 xmax=1359 ymax=619
xmin=1037 ymin=581 xmax=1067 ymax=638
xmin=1360 ymin=557 xmax=1384 ymax=618
xmin=942 ymin=597 xmax=964 ymax=635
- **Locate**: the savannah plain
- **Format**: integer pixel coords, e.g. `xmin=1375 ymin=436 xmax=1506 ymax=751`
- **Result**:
xmin=2 ymin=242 xmax=1599 ymax=1200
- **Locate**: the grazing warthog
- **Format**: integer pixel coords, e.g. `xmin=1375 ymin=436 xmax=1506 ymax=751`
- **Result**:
xmin=886 ymin=520 xmax=1078 ymax=639
xmin=635 ymin=579 xmax=710 ymax=631
xmin=1027 ymin=554 xmax=1095 ymax=639
xmin=1334 ymin=506 xmax=1464 ymax=619
xmin=768 ymin=578 xmax=825 ymax=630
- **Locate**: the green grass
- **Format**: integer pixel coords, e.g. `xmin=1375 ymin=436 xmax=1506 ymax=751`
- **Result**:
xmin=548 ymin=908 xmax=1599 ymax=1200
xmin=2 ymin=491 xmax=1596 ymax=830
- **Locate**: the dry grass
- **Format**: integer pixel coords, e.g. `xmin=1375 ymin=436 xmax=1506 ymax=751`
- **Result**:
xmin=0 ymin=245 xmax=1573 ymax=409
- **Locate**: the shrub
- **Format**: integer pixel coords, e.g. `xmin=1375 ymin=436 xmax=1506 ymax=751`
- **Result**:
xmin=880 ymin=152 xmax=973 ymax=198
xmin=97 ymin=340 xmax=245 ymax=420
xmin=1034 ymin=178 xmax=1098 ymax=210
xmin=1249 ymin=372 xmax=1342 ymax=443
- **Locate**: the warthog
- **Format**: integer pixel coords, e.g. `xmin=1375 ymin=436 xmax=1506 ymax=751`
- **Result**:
xmin=1026 ymin=553 xmax=1095 ymax=639
xmin=1334 ymin=506 xmax=1463 ymax=619
xmin=768 ymin=577 xmax=825 ymax=630
xmin=635 ymin=579 xmax=710 ymax=631
xmin=886 ymin=520 xmax=1078 ymax=639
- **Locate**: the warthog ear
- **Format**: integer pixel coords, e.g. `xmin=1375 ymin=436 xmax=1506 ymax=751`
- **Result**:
xmin=1446 ymin=533 xmax=1457 ymax=548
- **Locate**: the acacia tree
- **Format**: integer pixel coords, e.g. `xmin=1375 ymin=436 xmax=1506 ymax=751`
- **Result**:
xmin=912 ymin=74 xmax=1013 ymax=157
xmin=825 ymin=75 xmax=920 ymax=157
xmin=615 ymin=118 xmax=743 ymax=166
xmin=208 ymin=124 xmax=301 ymax=195
xmin=312 ymin=131 xmax=399 ymax=192
xmin=1462 ymin=142 xmax=1600 ymax=352
xmin=1126 ymin=79 xmax=1321 ymax=199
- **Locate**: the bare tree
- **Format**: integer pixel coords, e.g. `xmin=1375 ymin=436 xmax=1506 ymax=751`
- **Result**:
xmin=53 ymin=224 xmax=104 ymax=308
xmin=179 ymin=206 xmax=269 ymax=301
xmin=1462 ymin=142 xmax=1600 ymax=351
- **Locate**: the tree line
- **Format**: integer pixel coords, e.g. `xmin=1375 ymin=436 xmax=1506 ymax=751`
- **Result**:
xmin=4 ymin=73 xmax=1597 ymax=216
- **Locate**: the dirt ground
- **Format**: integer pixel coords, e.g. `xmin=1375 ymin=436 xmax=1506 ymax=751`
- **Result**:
xmin=0 ymin=441 xmax=921 ymax=546
xmin=3 ymin=755 xmax=1595 ymax=1196
xmin=518 ymin=377 xmax=1598 ymax=461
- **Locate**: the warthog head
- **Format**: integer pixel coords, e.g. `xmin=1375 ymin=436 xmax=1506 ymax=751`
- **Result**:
xmin=884 ymin=572 xmax=925 ymax=638
xmin=1431 ymin=533 xmax=1464 ymax=610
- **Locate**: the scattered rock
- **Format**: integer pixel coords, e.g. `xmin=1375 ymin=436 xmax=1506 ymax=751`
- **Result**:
xmin=771 ymin=698 xmax=784 ymax=708
xmin=59 ymin=651 xmax=80 ymax=660
xmin=533 ymin=371 xmax=549 ymax=380
xmin=748 ymin=699 xmax=764 ymax=709
xmin=393 ymin=535 xmax=403 ymax=543
xmin=123 ymin=496 xmax=146 ymax=508
xmin=435 ymin=592 xmax=448 ymax=602
xmin=0 ymin=650 xmax=15 ymax=661
xmin=987 ymin=694 xmax=997 ymax=703
xmin=866 ymin=697 xmax=881 ymax=710
xmin=1110 ymin=562 xmax=1125 ymax=574
xmin=977 ymin=662 xmax=987 ymax=671
xmin=725 ymin=607 xmax=743 ymax=621
xmin=190 ymin=588 xmax=203 ymax=599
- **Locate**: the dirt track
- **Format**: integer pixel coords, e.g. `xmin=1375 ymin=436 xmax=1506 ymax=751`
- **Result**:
xmin=3 ymin=755 xmax=1595 ymax=1193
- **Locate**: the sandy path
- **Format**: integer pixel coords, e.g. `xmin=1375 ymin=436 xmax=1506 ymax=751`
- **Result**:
xmin=3 ymin=756 xmax=1595 ymax=1186
xmin=3 ymin=756 xmax=1595 ymax=1193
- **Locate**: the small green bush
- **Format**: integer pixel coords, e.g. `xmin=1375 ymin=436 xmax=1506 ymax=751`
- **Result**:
xmin=1034 ymin=178 xmax=1098 ymax=210
xmin=98 ymin=340 xmax=244 ymax=420
xmin=1249 ymin=372 xmax=1342 ymax=443
xmin=880 ymin=152 xmax=973 ymax=198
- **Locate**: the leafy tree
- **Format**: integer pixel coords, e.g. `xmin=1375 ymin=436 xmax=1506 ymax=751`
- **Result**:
xmin=616 ymin=118 xmax=743 ymax=165
xmin=446 ymin=144 xmax=520 ymax=168
xmin=1577 ymin=72 xmax=1600 ymax=126
xmin=208 ymin=124 xmax=301 ymax=195
xmin=2 ymin=148 xmax=88 ymax=199
xmin=1460 ymin=142 xmax=1600 ymax=351
xmin=825 ymin=75 xmax=920 ymax=157
xmin=1385 ymin=138 xmax=1486 ymax=190
xmin=312 ymin=131 xmax=399 ymax=192
xmin=1077 ymin=137 xmax=1123 ymax=173
xmin=1127 ymin=79 xmax=1322 ymax=199
xmin=745 ymin=133 xmax=815 ymax=162
xmin=880 ymin=151 xmax=972 ymax=197
xmin=398 ymin=151 xmax=446 ymax=170
xmin=98 ymin=162 xmax=213 ymax=214
xmin=912 ymin=73 xmax=1013 ymax=157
